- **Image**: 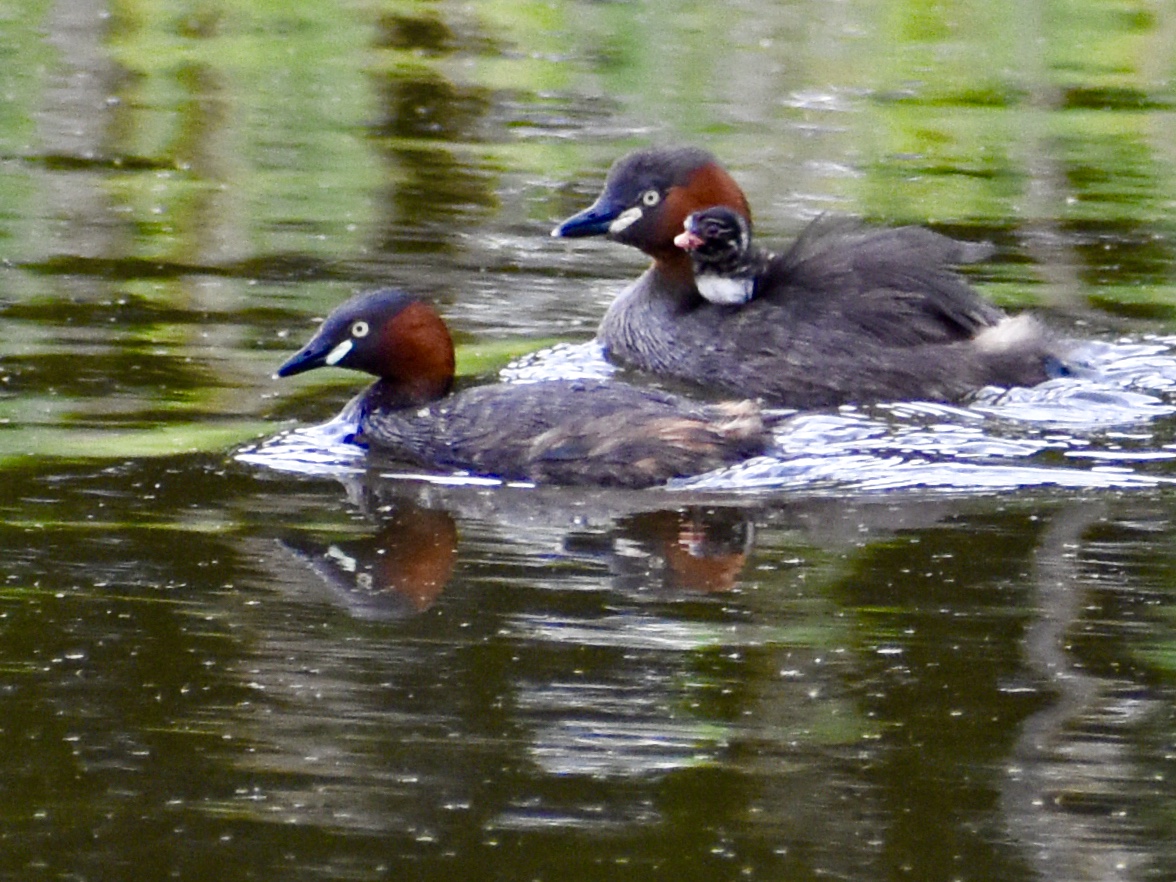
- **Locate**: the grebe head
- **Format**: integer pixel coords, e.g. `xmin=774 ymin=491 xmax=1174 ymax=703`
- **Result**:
xmin=552 ymin=147 xmax=752 ymax=262
xmin=278 ymin=288 xmax=455 ymax=405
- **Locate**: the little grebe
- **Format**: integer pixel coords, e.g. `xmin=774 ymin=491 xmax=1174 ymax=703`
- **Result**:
xmin=553 ymin=147 xmax=1059 ymax=408
xmin=277 ymin=288 xmax=773 ymax=488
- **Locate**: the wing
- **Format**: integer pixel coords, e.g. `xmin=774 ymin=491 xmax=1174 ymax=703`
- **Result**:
xmin=756 ymin=217 xmax=1004 ymax=344
xmin=361 ymin=381 xmax=769 ymax=487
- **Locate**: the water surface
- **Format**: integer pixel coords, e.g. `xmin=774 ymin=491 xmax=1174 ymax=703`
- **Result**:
xmin=3 ymin=1 xmax=1176 ymax=880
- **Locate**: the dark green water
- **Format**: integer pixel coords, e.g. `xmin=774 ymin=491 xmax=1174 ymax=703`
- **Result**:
xmin=3 ymin=1 xmax=1176 ymax=879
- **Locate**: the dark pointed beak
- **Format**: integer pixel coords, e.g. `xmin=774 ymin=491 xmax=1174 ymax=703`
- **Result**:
xmin=276 ymin=333 xmax=333 ymax=378
xmin=551 ymin=193 xmax=623 ymax=238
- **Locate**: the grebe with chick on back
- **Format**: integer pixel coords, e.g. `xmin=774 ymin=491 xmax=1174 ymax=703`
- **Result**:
xmin=552 ymin=147 xmax=1063 ymax=408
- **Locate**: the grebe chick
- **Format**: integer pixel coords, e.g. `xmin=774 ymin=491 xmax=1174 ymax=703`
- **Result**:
xmin=674 ymin=205 xmax=772 ymax=305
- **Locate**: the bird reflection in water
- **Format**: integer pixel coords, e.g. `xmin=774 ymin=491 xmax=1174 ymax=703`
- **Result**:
xmin=565 ymin=507 xmax=754 ymax=596
xmin=278 ymin=503 xmax=458 ymax=618
xmin=279 ymin=499 xmax=754 ymax=618
xmin=661 ymin=510 xmax=752 ymax=593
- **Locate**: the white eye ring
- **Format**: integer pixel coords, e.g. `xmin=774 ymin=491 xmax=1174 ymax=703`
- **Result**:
xmin=351 ymin=320 xmax=369 ymax=338
xmin=641 ymin=189 xmax=660 ymax=207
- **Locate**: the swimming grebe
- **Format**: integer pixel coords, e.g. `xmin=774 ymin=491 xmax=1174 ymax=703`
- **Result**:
xmin=276 ymin=288 xmax=774 ymax=488
xmin=552 ymin=147 xmax=1057 ymax=408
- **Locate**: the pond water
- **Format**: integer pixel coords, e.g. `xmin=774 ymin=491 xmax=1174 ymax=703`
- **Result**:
xmin=3 ymin=0 xmax=1176 ymax=879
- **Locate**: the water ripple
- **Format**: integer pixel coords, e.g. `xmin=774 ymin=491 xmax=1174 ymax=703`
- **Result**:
xmin=509 ymin=612 xmax=757 ymax=651
xmin=498 ymin=340 xmax=616 ymax=383
xmin=235 ymin=411 xmax=365 ymax=477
